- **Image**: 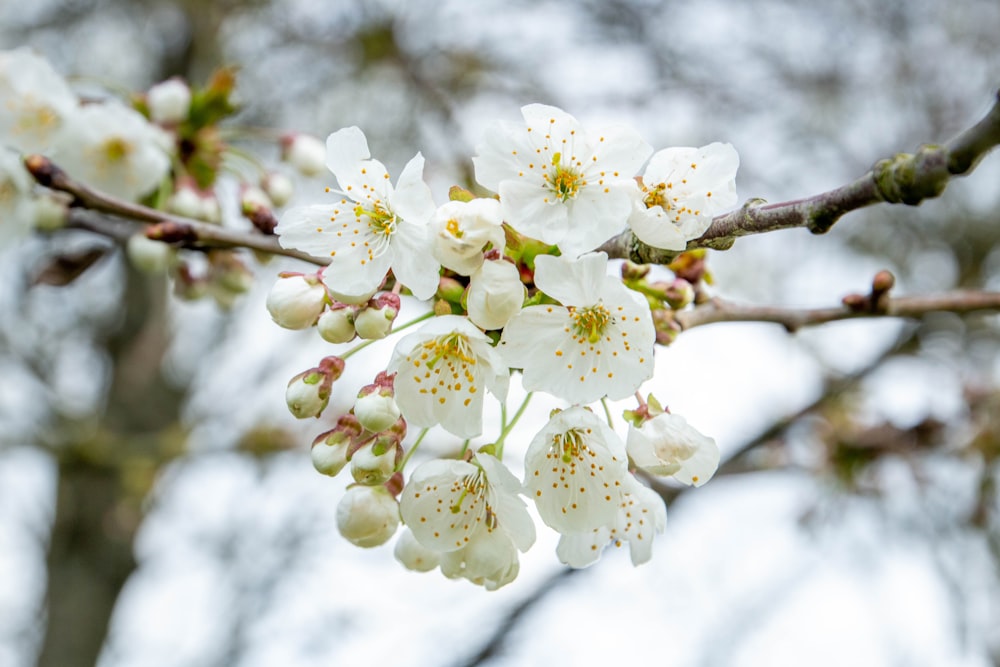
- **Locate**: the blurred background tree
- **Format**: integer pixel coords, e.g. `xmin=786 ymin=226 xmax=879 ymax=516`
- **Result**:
xmin=1 ymin=0 xmax=999 ymax=665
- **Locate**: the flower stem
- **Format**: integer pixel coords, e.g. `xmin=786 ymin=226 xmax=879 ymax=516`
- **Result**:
xmin=600 ymin=396 xmax=615 ymax=428
xmin=396 ymin=427 xmax=429 ymax=472
xmin=494 ymin=392 xmax=533 ymax=459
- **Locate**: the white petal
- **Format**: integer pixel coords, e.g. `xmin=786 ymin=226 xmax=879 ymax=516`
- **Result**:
xmin=559 ymin=185 xmax=631 ymax=257
xmin=587 ymin=123 xmax=653 ymax=177
xmin=389 ymin=220 xmax=439 ymax=300
xmin=325 ymin=126 xmax=371 ymax=180
xmin=391 ymin=152 xmax=436 ymax=223
xmin=498 ymin=177 xmax=569 ymax=245
xmin=400 ymin=458 xmax=484 ymax=552
xmin=532 ymin=252 xmax=607 ymax=307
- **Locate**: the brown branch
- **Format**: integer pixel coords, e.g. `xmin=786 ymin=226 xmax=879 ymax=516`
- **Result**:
xmin=24 ymin=155 xmax=325 ymax=266
xmin=599 ymin=88 xmax=1000 ymax=264
xmin=676 ymin=290 xmax=1000 ymax=333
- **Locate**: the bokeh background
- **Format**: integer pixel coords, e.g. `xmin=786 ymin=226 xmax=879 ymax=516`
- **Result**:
xmin=2 ymin=1 xmax=1000 ymax=665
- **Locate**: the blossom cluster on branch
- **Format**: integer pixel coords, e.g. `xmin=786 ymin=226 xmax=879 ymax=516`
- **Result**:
xmin=269 ymin=106 xmax=732 ymax=588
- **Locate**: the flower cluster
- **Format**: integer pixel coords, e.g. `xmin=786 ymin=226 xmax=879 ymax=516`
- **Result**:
xmin=273 ymin=103 xmax=736 ymax=589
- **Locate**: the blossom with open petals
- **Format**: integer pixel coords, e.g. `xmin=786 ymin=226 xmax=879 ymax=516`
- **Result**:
xmin=524 ymin=407 xmax=629 ymax=534
xmin=627 ymin=412 xmax=719 ymax=486
xmin=473 ymin=103 xmax=651 ymax=257
xmin=556 ymin=474 xmax=666 ymax=567
xmin=0 ymin=48 xmax=77 ymax=154
xmin=388 ymin=315 xmax=509 ymax=438
xmin=277 ymin=127 xmax=440 ymax=300
xmin=628 ymin=142 xmax=739 ymax=251
xmin=53 ymin=102 xmax=171 ymax=202
xmin=499 ymin=252 xmax=654 ymax=404
xmin=430 ymin=198 xmax=504 ymax=276
xmin=400 ymin=452 xmax=535 ymax=554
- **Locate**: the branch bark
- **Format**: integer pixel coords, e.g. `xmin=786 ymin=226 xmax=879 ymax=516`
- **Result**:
xmin=676 ymin=290 xmax=1000 ymax=333
xmin=599 ymin=88 xmax=1000 ymax=264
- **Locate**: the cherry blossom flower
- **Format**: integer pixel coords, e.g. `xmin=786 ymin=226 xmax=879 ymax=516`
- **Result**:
xmin=499 ymin=252 xmax=655 ymax=404
xmin=439 ymin=521 xmax=521 ymax=590
xmin=627 ymin=412 xmax=720 ymax=486
xmin=400 ymin=453 xmax=535 ymax=558
xmin=336 ymin=485 xmax=399 ymax=548
xmin=473 ymin=103 xmax=651 ymax=257
xmin=53 ymin=102 xmax=171 ymax=202
xmin=146 ymin=78 xmax=191 ymax=125
xmin=276 ymin=127 xmax=440 ymax=301
xmin=388 ymin=315 xmax=509 ymax=438
xmin=628 ymin=142 xmax=739 ymax=251
xmin=523 ymin=406 xmax=629 ymax=533
xmin=556 ymin=474 xmax=667 ymax=567
xmin=430 ymin=197 xmax=504 ymax=276
xmin=0 ymin=48 xmax=77 ymax=154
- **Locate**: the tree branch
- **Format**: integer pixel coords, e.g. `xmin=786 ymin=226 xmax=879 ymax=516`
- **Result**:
xmin=599 ymin=88 xmax=1000 ymax=264
xmin=677 ymin=290 xmax=1000 ymax=333
xmin=24 ymin=155 xmax=324 ymax=266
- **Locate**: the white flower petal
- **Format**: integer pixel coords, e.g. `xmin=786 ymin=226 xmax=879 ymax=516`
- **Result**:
xmin=325 ymin=126 xmax=372 ymax=181
xmin=533 ymin=252 xmax=609 ymax=307
xmin=390 ymin=152 xmax=436 ymax=223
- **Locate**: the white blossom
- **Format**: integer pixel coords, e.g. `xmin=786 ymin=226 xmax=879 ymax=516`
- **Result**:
xmin=627 ymin=142 xmax=739 ymax=251
xmin=439 ymin=521 xmax=521 ymax=590
xmin=556 ymin=474 xmax=666 ymax=568
xmin=400 ymin=453 xmax=535 ymax=556
xmin=467 ymin=259 xmax=525 ymax=331
xmin=524 ymin=407 xmax=629 ymax=534
xmin=388 ymin=315 xmax=509 ymax=438
xmin=430 ymin=198 xmax=504 ymax=275
xmin=53 ymin=102 xmax=171 ymax=201
xmin=499 ymin=252 xmax=654 ymax=404
xmin=336 ymin=485 xmax=399 ymax=548
xmin=473 ymin=103 xmax=651 ymax=256
xmin=0 ymin=48 xmax=77 ymax=154
xmin=276 ymin=127 xmax=441 ymax=300
xmin=626 ymin=412 xmax=719 ymax=486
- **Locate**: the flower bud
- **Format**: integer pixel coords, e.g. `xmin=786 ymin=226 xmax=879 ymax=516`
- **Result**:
xmin=211 ymin=252 xmax=253 ymax=294
xmin=350 ymin=442 xmax=397 ymax=485
xmin=32 ymin=193 xmax=69 ymax=231
xmin=430 ymin=198 xmax=504 ymax=276
xmin=266 ymin=274 xmax=327 ymax=329
xmin=354 ymin=371 xmax=400 ymax=432
xmin=240 ymin=185 xmax=273 ymax=216
xmin=285 ymin=356 xmax=345 ymax=419
xmin=282 ymin=133 xmax=326 ymax=178
xmin=317 ymin=306 xmax=356 ymax=343
xmin=167 ymin=184 xmax=204 ymax=219
xmin=261 ymin=172 xmax=294 ymax=207
xmin=621 ymin=261 xmax=650 ymax=281
xmin=437 ymin=276 xmax=466 ymax=303
xmin=467 ymin=259 xmax=525 ymax=330
xmin=394 ymin=528 xmax=441 ymax=572
xmin=663 ymin=278 xmax=694 ymax=310
xmin=126 ymin=234 xmax=172 ymax=274
xmin=353 ymin=293 xmax=400 ymax=340
xmin=652 ymin=308 xmax=680 ymax=346
xmin=336 ymin=485 xmax=399 ymax=548
xmin=147 ymin=78 xmax=192 ymax=125
xmin=311 ymin=431 xmax=350 ymax=477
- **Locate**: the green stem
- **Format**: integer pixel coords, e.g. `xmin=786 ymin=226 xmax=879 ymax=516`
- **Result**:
xmin=340 ymin=311 xmax=434 ymax=361
xmin=396 ymin=427 xmax=429 ymax=472
xmin=494 ymin=392 xmax=533 ymax=459
xmin=600 ymin=397 xmax=614 ymax=428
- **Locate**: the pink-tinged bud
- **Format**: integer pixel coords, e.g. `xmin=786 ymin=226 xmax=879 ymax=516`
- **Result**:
xmin=621 ymin=261 xmax=650 ymax=281
xmin=350 ymin=441 xmax=398 ymax=485
xmin=663 ymin=278 xmax=694 ymax=310
xmin=211 ymin=252 xmax=253 ymax=294
xmin=281 ymin=133 xmax=326 ymax=178
xmin=336 ymin=485 xmax=399 ymax=548
xmin=651 ymin=309 xmax=681 ymax=346
xmin=147 ymin=78 xmax=192 ymax=125
xmin=173 ymin=262 xmax=208 ymax=301
xmin=354 ymin=293 xmax=400 ymax=340
xmin=284 ymin=356 xmax=345 ymax=419
xmin=266 ymin=274 xmax=327 ymax=329
xmin=354 ymin=371 xmax=400 ymax=433
xmin=261 ymin=172 xmax=294 ymax=208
